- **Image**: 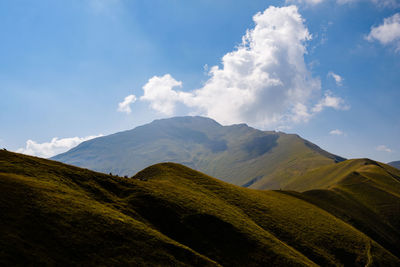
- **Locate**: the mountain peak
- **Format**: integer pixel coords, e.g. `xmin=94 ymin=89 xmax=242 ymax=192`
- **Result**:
xmin=52 ymin=116 xmax=345 ymax=189
xmin=150 ymin=116 xmax=222 ymax=126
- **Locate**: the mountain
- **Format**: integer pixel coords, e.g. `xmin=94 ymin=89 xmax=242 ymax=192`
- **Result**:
xmin=388 ymin=161 xmax=400 ymax=170
xmin=52 ymin=116 xmax=345 ymax=190
xmin=1 ymin=150 xmax=399 ymax=265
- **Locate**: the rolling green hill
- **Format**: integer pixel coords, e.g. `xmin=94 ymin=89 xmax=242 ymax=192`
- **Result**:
xmin=1 ymin=150 xmax=399 ymax=265
xmin=52 ymin=116 xmax=345 ymax=190
xmin=283 ymin=158 xmax=400 ymax=258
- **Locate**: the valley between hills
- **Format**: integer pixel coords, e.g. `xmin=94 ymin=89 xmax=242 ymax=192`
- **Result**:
xmin=1 ymin=117 xmax=400 ymax=266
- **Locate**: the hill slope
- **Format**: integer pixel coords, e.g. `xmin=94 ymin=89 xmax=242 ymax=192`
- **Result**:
xmin=1 ymin=150 xmax=399 ymax=266
xmin=52 ymin=116 xmax=344 ymax=189
xmin=283 ymin=158 xmax=400 ymax=257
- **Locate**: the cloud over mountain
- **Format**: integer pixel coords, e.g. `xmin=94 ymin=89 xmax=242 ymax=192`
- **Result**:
xmin=140 ymin=75 xmax=183 ymax=115
xmin=138 ymin=6 xmax=346 ymax=128
xmin=17 ymin=135 xmax=103 ymax=158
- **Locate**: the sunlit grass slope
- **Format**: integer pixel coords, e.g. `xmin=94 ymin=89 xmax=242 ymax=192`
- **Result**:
xmin=283 ymin=158 xmax=400 ymax=258
xmin=0 ymin=151 xmax=217 ymax=266
xmin=1 ymin=151 xmax=399 ymax=266
xmin=285 ymin=158 xmax=400 ymax=193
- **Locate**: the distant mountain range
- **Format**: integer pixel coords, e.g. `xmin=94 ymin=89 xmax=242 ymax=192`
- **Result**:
xmin=1 ymin=150 xmax=400 ymax=265
xmin=52 ymin=116 xmax=345 ymax=190
xmin=389 ymin=161 xmax=400 ymax=170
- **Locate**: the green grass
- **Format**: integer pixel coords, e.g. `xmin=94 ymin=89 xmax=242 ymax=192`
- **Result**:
xmin=283 ymin=158 xmax=400 ymax=258
xmin=284 ymin=158 xmax=400 ymax=193
xmin=1 ymin=151 xmax=399 ymax=266
xmin=0 ymin=152 xmax=216 ymax=266
xmin=0 ymin=151 xmax=400 ymax=266
xmin=244 ymin=134 xmax=341 ymax=189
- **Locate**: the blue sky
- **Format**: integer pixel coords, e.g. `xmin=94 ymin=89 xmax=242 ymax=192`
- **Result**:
xmin=0 ymin=0 xmax=399 ymax=162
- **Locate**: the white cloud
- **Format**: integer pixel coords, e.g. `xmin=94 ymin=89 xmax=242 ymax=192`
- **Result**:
xmin=138 ymin=6 xmax=347 ymax=128
xmin=366 ymin=13 xmax=400 ymax=51
xmin=328 ymin=71 xmax=343 ymax=86
xmin=376 ymin=145 xmax=393 ymax=153
xmin=290 ymin=103 xmax=313 ymax=123
xmin=330 ymin=129 xmax=344 ymax=135
xmin=117 ymin=94 xmax=137 ymax=114
xmin=140 ymin=74 xmax=184 ymax=115
xmin=312 ymin=92 xmax=349 ymax=113
xmin=17 ymin=134 xmax=103 ymax=158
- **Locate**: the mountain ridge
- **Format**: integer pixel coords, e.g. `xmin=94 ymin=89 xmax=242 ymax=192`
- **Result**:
xmin=52 ymin=116 xmax=345 ymax=190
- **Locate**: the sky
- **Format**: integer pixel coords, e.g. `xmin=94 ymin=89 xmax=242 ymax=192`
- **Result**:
xmin=1 ymin=0 xmax=399 ymax=162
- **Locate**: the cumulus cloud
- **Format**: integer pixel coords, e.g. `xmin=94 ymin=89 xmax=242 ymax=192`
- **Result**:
xmin=328 ymin=72 xmax=343 ymax=86
xmin=117 ymin=94 xmax=137 ymax=114
xmin=138 ymin=6 xmax=347 ymax=128
xmin=330 ymin=129 xmax=344 ymax=135
xmin=366 ymin=13 xmax=400 ymax=51
xmin=140 ymin=74 xmax=184 ymax=115
xmin=17 ymin=135 xmax=103 ymax=158
xmin=376 ymin=145 xmax=393 ymax=153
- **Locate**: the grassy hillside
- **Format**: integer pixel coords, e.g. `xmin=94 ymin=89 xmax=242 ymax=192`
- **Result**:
xmin=283 ymin=158 xmax=400 ymax=258
xmin=52 ymin=116 xmax=344 ymax=190
xmin=1 ymin=150 xmax=399 ymax=266
xmin=284 ymin=158 xmax=400 ymax=192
